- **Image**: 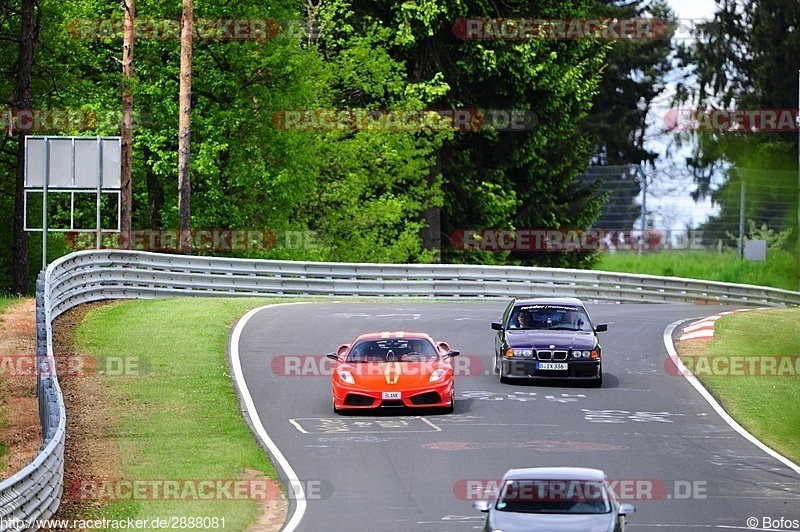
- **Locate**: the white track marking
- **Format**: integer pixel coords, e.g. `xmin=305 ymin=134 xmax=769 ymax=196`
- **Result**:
xmin=231 ymin=302 xmax=310 ymax=532
xmin=664 ymin=318 xmax=800 ymax=475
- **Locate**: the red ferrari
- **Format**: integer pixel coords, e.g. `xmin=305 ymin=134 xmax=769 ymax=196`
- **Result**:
xmin=327 ymin=331 xmax=460 ymax=414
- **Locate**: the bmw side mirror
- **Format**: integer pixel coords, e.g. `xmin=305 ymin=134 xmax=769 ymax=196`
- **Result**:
xmin=491 ymin=322 xmax=503 ymax=331
xmin=619 ymin=503 xmax=635 ymax=516
xmin=595 ymin=324 xmax=608 ymax=333
xmin=472 ymin=500 xmax=491 ymax=512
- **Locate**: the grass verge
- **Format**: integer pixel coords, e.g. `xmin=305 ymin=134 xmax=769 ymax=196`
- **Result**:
xmin=0 ymin=297 xmax=35 ymax=469
xmin=595 ymin=250 xmax=798 ymax=291
xmin=0 ymin=297 xmax=20 ymax=315
xmin=677 ymin=308 xmax=800 ymax=463
xmin=70 ymin=297 xmax=288 ymax=530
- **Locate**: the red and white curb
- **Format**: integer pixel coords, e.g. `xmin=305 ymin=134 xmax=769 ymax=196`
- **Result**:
xmin=678 ymin=308 xmax=769 ymax=341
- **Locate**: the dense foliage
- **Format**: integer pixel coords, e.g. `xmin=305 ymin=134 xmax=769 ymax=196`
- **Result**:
xmin=1 ymin=0 xmax=679 ymax=292
xmin=674 ymin=0 xmax=799 ymax=243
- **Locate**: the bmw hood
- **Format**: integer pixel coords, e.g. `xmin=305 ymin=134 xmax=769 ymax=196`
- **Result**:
xmin=490 ymin=511 xmax=616 ymax=532
xmin=506 ymin=330 xmax=596 ymax=351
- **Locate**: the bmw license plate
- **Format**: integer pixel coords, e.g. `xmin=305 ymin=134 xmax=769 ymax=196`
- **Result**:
xmin=537 ymin=362 xmax=568 ymax=371
xmin=382 ymin=391 xmax=401 ymax=400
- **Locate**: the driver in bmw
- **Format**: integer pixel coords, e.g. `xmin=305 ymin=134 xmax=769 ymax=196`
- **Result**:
xmin=517 ymin=311 xmax=534 ymax=329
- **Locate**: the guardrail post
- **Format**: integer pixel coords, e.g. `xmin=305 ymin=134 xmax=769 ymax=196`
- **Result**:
xmin=36 ymin=272 xmax=48 ymax=440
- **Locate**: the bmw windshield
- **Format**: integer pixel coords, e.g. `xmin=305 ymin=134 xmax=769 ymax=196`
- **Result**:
xmin=508 ymin=304 xmax=592 ymax=332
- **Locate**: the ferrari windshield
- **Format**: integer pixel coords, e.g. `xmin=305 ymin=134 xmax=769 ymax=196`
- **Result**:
xmin=495 ymin=479 xmax=612 ymax=514
xmin=508 ymin=304 xmax=591 ymax=331
xmin=346 ymin=338 xmax=439 ymax=363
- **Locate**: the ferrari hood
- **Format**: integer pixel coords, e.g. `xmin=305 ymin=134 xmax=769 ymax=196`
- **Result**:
xmin=342 ymin=361 xmax=448 ymax=387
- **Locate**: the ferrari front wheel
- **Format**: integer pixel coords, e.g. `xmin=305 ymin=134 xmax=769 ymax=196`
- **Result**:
xmin=443 ymin=388 xmax=455 ymax=414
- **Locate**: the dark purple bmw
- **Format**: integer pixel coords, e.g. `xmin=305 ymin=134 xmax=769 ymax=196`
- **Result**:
xmin=491 ymin=297 xmax=607 ymax=387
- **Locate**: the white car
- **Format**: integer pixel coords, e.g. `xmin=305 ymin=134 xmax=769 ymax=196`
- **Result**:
xmin=473 ymin=466 xmax=635 ymax=531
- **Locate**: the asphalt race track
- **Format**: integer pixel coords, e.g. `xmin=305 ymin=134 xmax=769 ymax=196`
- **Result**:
xmin=233 ymin=302 xmax=800 ymax=531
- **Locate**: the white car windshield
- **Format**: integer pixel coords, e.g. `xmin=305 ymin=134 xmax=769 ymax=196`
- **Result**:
xmin=495 ymin=479 xmax=612 ymax=514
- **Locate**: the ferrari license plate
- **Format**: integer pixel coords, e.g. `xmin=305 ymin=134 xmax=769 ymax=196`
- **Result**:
xmin=382 ymin=391 xmax=402 ymax=400
xmin=537 ymin=362 xmax=568 ymax=371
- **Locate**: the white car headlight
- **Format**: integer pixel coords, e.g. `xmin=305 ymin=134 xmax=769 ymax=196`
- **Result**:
xmin=429 ymin=368 xmax=447 ymax=382
xmin=337 ymin=370 xmax=355 ymax=384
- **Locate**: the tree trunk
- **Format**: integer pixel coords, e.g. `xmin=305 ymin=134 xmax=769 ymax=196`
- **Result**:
xmin=11 ymin=0 xmax=39 ymax=294
xmin=177 ymin=0 xmax=192 ymax=253
xmin=120 ymin=0 xmax=134 ymax=248
xmin=420 ymin=149 xmax=442 ymax=262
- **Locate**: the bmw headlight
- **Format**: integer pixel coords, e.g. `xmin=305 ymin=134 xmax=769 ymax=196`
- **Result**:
xmin=512 ymin=349 xmax=534 ymax=357
xmin=429 ymin=368 xmax=447 ymax=382
xmin=337 ymin=370 xmax=355 ymax=384
xmin=573 ymin=350 xmax=591 ymax=359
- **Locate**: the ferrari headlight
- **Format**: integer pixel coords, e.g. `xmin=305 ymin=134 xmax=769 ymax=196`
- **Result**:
xmin=429 ymin=368 xmax=447 ymax=382
xmin=512 ymin=349 xmax=534 ymax=357
xmin=337 ymin=370 xmax=355 ymax=384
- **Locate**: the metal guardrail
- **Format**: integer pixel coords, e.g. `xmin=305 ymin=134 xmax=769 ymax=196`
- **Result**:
xmin=3 ymin=249 xmax=799 ymax=530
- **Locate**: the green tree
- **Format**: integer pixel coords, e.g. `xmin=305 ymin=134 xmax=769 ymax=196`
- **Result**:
xmin=0 ymin=0 xmax=41 ymax=294
xmin=581 ymin=0 xmax=676 ymax=231
xmin=277 ymin=0 xmax=452 ymax=262
xmin=381 ymin=0 xmax=611 ymax=266
xmin=673 ymin=0 xmax=799 ymax=243
xmin=0 ymin=0 xmax=644 ymax=291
